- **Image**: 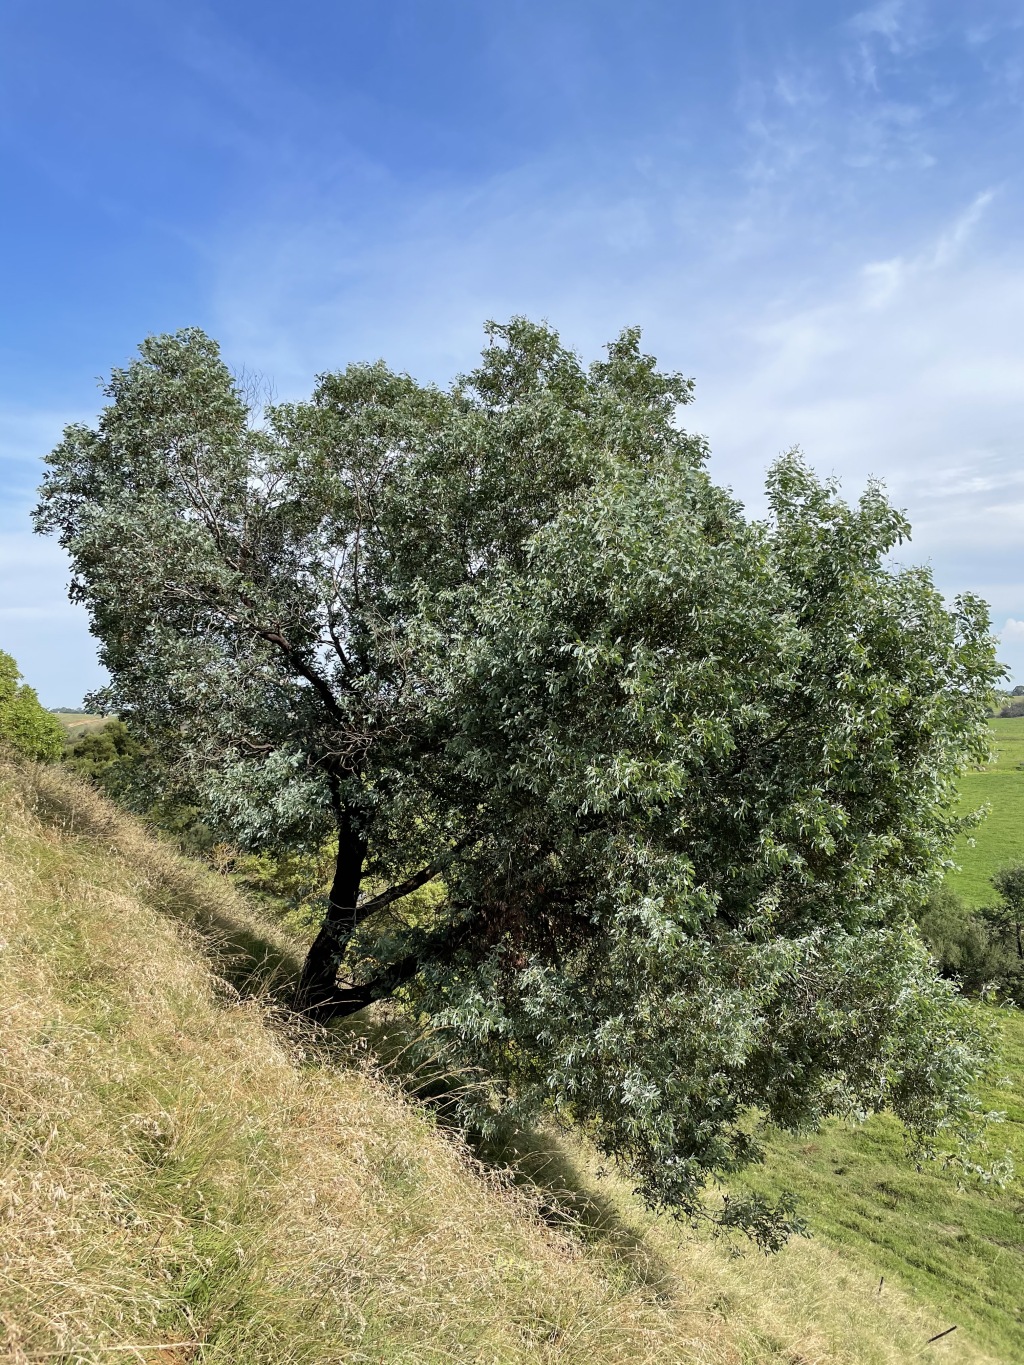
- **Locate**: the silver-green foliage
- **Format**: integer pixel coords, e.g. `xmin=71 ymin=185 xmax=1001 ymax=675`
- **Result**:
xmin=34 ymin=320 xmax=1003 ymax=1245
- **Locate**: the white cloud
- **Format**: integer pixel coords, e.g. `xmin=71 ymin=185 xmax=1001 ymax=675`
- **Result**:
xmin=1002 ymin=618 xmax=1024 ymax=643
xmin=207 ymin=173 xmax=1024 ymax=646
xmin=849 ymin=0 xmax=915 ymax=48
xmin=689 ymin=195 xmax=1023 ymax=489
xmin=929 ymin=190 xmax=997 ymax=268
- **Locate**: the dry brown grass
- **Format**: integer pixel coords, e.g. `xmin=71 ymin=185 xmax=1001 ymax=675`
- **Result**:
xmin=0 ymin=763 xmax=992 ymax=1363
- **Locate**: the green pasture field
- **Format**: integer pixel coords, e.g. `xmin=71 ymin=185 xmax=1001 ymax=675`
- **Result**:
xmin=948 ymin=719 xmax=1024 ymax=907
xmin=741 ymin=1007 xmax=1024 ymax=1361
xmin=736 ymin=718 xmax=1024 ymax=1360
xmin=52 ymin=710 xmax=108 ymax=741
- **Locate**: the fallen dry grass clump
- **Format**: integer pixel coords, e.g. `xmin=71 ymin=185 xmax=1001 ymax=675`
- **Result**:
xmin=0 ymin=761 xmax=988 ymax=1363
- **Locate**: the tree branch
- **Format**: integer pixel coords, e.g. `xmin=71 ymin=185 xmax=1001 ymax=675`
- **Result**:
xmin=325 ymin=601 xmax=353 ymax=673
xmin=300 ymin=953 xmax=420 ymax=1022
xmin=354 ymin=835 xmax=477 ymax=922
xmin=254 ymin=626 xmax=346 ymax=724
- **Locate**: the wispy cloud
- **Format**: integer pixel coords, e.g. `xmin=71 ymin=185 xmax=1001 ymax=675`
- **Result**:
xmin=210 ymin=171 xmax=1024 ymax=597
xmin=675 ymin=197 xmax=1024 ymax=682
xmin=846 ymin=0 xmax=930 ymax=88
xmin=860 ymin=188 xmax=995 ymax=306
xmin=849 ymin=1 xmax=920 ymax=52
xmin=6 ymin=0 xmax=1024 ymax=697
xmin=0 ymin=405 xmax=81 ymax=532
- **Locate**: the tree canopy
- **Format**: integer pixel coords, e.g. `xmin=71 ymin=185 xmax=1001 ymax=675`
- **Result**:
xmin=0 ymin=650 xmax=64 ymax=762
xmin=34 ymin=320 xmax=1003 ymax=1245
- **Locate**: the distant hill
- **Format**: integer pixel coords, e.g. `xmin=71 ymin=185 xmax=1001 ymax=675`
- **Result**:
xmin=50 ymin=710 xmax=110 ymax=741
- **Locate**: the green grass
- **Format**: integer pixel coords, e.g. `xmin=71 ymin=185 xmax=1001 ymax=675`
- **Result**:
xmin=948 ymin=719 xmax=1024 ymax=907
xmin=727 ymin=718 xmax=1024 ymax=1362
xmin=741 ymin=1009 xmax=1024 ymax=1361
xmin=7 ymin=724 xmax=1024 ymax=1360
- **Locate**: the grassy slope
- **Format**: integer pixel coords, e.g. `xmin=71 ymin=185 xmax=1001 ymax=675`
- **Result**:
xmin=741 ymin=1012 xmax=1024 ymax=1361
xmin=948 ymin=718 xmax=1024 ymax=907
xmin=0 ymin=763 xmax=971 ymax=1365
xmin=52 ymin=712 xmax=109 ymax=741
xmin=734 ymin=718 xmax=1024 ymax=1362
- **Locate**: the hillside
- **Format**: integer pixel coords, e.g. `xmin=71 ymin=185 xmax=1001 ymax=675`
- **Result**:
xmin=0 ymin=761 xmax=981 ymax=1364
xmin=51 ymin=711 xmax=109 ymax=742
xmin=728 ymin=717 xmax=1024 ymax=1361
xmin=948 ymin=718 xmax=1024 ymax=906
xmin=739 ymin=1010 xmax=1024 ymax=1360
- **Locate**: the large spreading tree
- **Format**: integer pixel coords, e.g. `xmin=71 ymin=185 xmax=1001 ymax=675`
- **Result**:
xmin=35 ymin=320 xmax=1003 ymax=1243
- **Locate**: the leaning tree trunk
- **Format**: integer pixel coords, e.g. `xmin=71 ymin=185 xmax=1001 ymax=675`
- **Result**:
xmin=293 ymin=821 xmax=366 ymax=1016
xmin=293 ymin=811 xmax=471 ymax=1021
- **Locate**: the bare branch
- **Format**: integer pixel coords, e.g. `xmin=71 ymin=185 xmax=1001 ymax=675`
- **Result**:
xmin=254 ymin=626 xmax=346 ymax=723
xmin=354 ymin=835 xmax=477 ymax=920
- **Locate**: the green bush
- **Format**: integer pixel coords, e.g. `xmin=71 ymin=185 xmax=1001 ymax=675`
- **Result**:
xmin=983 ymin=863 xmax=1024 ymax=963
xmin=64 ymin=718 xmax=220 ymax=856
xmin=0 ymin=651 xmax=64 ymax=762
xmin=63 ymin=716 xmax=140 ymax=782
xmin=916 ymin=882 xmax=1024 ymax=1004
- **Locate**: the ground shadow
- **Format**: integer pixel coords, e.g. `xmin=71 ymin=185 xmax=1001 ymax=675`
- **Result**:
xmin=27 ymin=768 xmax=678 ymax=1296
xmin=331 ymin=1008 xmax=679 ymax=1299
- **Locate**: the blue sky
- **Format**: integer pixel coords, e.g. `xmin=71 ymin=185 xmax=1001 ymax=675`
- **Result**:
xmin=2 ymin=0 xmax=1023 ymax=704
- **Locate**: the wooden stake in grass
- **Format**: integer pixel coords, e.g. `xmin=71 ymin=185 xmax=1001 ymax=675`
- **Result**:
xmin=925 ymin=1324 xmax=958 ymax=1344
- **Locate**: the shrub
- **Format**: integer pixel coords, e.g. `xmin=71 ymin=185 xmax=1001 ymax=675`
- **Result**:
xmin=0 ymin=650 xmax=64 ymax=762
xmin=916 ymin=884 xmax=1024 ymax=1005
xmin=63 ymin=716 xmax=140 ymax=782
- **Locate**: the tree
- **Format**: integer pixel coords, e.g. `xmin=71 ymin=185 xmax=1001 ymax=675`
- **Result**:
xmin=63 ymin=717 xmax=142 ymax=784
xmin=34 ymin=321 xmax=1003 ymax=1244
xmin=985 ymin=865 xmax=1024 ymax=960
xmin=916 ymin=886 xmax=1024 ymax=1004
xmin=0 ymin=650 xmax=65 ymax=762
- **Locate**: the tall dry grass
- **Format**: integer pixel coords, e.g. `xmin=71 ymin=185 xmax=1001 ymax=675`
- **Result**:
xmin=0 ymin=762 xmax=988 ymax=1363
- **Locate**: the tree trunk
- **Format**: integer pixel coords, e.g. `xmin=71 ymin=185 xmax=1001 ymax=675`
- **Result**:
xmin=304 ymin=954 xmax=420 ymax=1022
xmin=293 ymin=818 xmax=366 ymax=1016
